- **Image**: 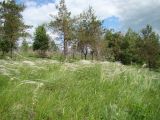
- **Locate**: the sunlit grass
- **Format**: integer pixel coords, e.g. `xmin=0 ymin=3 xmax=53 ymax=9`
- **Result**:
xmin=0 ymin=59 xmax=160 ymax=119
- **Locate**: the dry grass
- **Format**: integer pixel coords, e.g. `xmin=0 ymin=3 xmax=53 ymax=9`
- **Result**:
xmin=0 ymin=59 xmax=160 ymax=120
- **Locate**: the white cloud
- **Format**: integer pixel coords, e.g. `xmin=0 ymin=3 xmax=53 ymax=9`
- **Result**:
xmin=64 ymin=0 xmax=160 ymax=32
xmin=22 ymin=3 xmax=57 ymax=27
xmin=115 ymin=0 xmax=160 ymax=32
xmin=22 ymin=0 xmax=120 ymax=28
xmin=21 ymin=0 xmax=160 ymax=35
xmin=21 ymin=1 xmax=57 ymax=41
xmin=65 ymin=0 xmax=119 ymax=19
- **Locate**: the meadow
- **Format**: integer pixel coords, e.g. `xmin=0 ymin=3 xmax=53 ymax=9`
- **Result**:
xmin=0 ymin=59 xmax=160 ymax=120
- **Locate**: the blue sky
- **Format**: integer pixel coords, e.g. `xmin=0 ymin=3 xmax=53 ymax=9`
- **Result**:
xmin=103 ymin=16 xmax=121 ymax=31
xmin=17 ymin=0 xmax=55 ymax=4
xmin=9 ymin=0 xmax=160 ymax=35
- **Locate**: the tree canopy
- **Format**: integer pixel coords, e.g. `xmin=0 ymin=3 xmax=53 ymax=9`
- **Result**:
xmin=0 ymin=0 xmax=160 ymax=70
xmin=33 ymin=25 xmax=49 ymax=57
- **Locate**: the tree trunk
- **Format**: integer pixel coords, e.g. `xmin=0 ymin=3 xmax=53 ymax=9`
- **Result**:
xmin=83 ymin=46 xmax=88 ymax=60
xmin=10 ymin=38 xmax=14 ymax=58
xmin=148 ymin=60 xmax=152 ymax=70
xmin=72 ymin=52 xmax=75 ymax=59
xmin=91 ymin=51 xmax=94 ymax=60
xmin=92 ymin=53 xmax=94 ymax=60
xmin=84 ymin=53 xmax=87 ymax=60
xmin=10 ymin=45 xmax=13 ymax=58
xmin=63 ymin=36 xmax=67 ymax=58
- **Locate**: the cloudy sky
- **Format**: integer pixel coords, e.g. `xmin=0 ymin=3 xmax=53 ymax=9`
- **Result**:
xmin=1 ymin=0 xmax=160 ymax=34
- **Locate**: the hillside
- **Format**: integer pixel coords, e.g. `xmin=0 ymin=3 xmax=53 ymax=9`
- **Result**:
xmin=0 ymin=59 xmax=160 ymax=120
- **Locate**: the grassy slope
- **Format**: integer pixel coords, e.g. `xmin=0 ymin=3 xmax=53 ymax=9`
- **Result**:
xmin=0 ymin=59 xmax=160 ymax=120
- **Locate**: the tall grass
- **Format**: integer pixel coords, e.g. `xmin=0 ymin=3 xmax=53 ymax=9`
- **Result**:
xmin=0 ymin=59 xmax=160 ymax=120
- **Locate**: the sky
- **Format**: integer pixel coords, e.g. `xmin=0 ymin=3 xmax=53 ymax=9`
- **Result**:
xmin=1 ymin=0 xmax=160 ymax=35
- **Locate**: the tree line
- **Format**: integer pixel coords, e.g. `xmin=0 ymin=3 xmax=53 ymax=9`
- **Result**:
xmin=0 ymin=0 xmax=160 ymax=69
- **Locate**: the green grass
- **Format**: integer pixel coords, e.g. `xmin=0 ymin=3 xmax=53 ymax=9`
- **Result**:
xmin=0 ymin=59 xmax=160 ymax=120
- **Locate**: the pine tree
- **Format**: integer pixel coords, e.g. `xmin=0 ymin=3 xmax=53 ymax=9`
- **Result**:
xmin=49 ymin=40 xmax=58 ymax=52
xmin=104 ymin=30 xmax=123 ymax=61
xmin=21 ymin=39 xmax=29 ymax=53
xmin=140 ymin=25 xmax=160 ymax=69
xmin=33 ymin=25 xmax=49 ymax=57
xmin=0 ymin=0 xmax=27 ymax=58
xmin=50 ymin=0 xmax=72 ymax=58
xmin=120 ymin=28 xmax=141 ymax=64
